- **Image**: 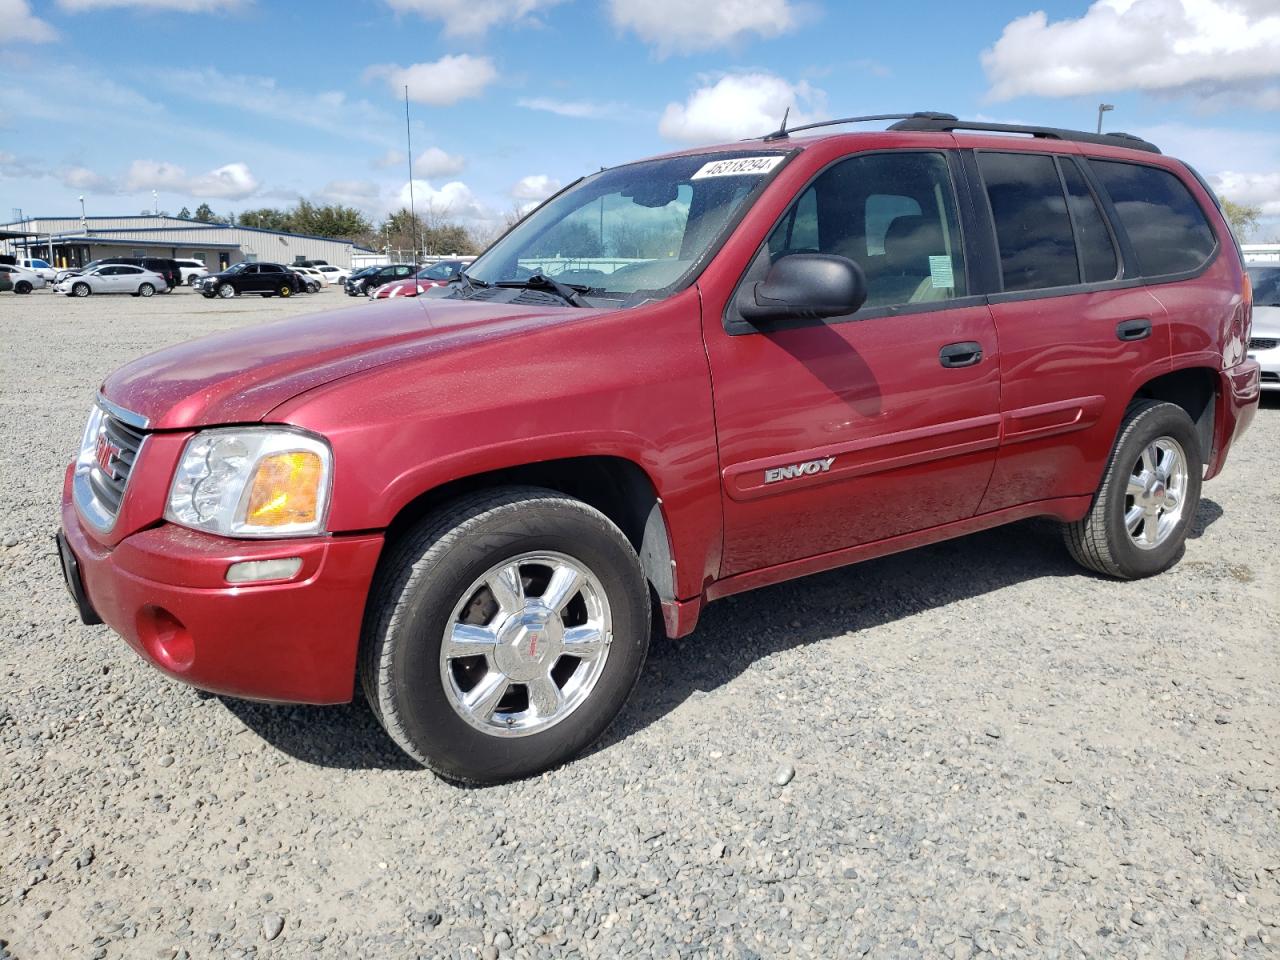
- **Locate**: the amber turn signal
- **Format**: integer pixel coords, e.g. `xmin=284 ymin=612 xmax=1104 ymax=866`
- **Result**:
xmin=244 ymin=451 xmax=324 ymax=527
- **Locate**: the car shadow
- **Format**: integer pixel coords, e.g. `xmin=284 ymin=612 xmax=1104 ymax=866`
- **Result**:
xmin=221 ymin=501 xmax=1224 ymax=774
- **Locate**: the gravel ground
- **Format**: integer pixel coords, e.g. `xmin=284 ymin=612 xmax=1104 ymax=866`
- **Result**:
xmin=1 ymin=287 xmax=1278 ymax=960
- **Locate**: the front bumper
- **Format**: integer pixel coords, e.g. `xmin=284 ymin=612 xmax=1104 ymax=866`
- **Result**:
xmin=60 ymin=471 xmax=384 ymax=704
xmin=1250 ymin=343 xmax=1280 ymax=391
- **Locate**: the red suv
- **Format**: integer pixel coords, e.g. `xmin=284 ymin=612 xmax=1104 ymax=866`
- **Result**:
xmin=57 ymin=114 xmax=1260 ymax=783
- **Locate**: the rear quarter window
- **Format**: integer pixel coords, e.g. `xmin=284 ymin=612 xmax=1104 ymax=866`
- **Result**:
xmin=1089 ymin=160 xmax=1217 ymax=277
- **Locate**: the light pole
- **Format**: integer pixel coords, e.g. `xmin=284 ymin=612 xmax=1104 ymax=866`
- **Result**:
xmin=1096 ymin=103 xmax=1115 ymax=134
xmin=152 ymin=190 xmax=158 ymax=216
xmin=78 ymin=196 xmax=86 ymax=231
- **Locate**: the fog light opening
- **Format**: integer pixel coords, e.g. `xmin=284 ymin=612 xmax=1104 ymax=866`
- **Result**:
xmin=139 ymin=606 xmax=195 ymax=671
xmin=225 ymin=557 xmax=303 ymax=584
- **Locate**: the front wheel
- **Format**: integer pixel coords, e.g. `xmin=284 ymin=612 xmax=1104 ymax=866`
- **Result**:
xmin=1064 ymin=400 xmax=1202 ymax=579
xmin=217 ymin=283 xmax=235 ymax=299
xmin=138 ymin=283 xmax=155 ymax=297
xmin=72 ymin=283 xmax=90 ymax=298
xmin=360 ymin=488 xmax=651 ymax=784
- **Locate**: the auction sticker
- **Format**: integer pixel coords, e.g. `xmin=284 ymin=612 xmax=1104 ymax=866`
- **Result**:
xmin=691 ymin=156 xmax=786 ymax=179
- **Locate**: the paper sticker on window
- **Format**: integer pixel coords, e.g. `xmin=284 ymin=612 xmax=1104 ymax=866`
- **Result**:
xmin=928 ymin=255 xmax=955 ymax=288
xmin=690 ymin=156 xmax=786 ymax=180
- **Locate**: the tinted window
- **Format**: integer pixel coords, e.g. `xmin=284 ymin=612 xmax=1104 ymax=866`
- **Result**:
xmin=765 ymin=151 xmax=966 ymax=310
xmin=1061 ymin=160 xmax=1118 ymax=282
xmin=260 ymin=264 xmax=283 ymax=274
xmin=1090 ymin=160 xmax=1216 ymax=276
xmin=1250 ymin=267 xmax=1280 ymax=306
xmin=978 ymin=152 xmax=1078 ymax=291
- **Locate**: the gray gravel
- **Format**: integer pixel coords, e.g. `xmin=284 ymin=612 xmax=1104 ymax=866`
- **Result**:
xmin=2 ymin=287 xmax=1278 ymax=959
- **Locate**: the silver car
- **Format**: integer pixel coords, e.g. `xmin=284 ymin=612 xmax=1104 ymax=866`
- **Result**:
xmin=1248 ymin=266 xmax=1280 ymax=392
xmin=55 ymin=264 xmax=168 ymax=298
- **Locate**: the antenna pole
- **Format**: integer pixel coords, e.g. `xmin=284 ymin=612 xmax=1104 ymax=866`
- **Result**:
xmin=405 ymin=85 xmax=419 ymax=264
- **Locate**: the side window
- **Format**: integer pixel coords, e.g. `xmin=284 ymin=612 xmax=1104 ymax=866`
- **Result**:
xmin=1061 ymin=159 xmax=1118 ymax=283
xmin=764 ymin=151 xmax=966 ymax=310
xmin=1089 ymin=160 xmax=1216 ymax=277
xmin=244 ymin=265 xmax=260 ymax=275
xmin=977 ymin=152 xmax=1078 ymax=292
xmin=261 ymin=264 xmax=282 ymax=274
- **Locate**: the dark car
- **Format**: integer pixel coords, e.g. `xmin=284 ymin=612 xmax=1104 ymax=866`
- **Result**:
xmin=198 ymin=261 xmax=306 ymax=299
xmin=345 ymin=263 xmax=413 ymax=296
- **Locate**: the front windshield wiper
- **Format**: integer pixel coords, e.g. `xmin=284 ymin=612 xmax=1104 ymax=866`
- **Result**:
xmin=456 ymin=271 xmax=489 ymax=293
xmin=494 ymin=272 xmax=594 ymax=307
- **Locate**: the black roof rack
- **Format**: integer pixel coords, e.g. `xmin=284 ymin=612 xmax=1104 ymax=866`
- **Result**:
xmin=886 ymin=116 xmax=1161 ymax=154
xmin=761 ymin=111 xmax=957 ymax=142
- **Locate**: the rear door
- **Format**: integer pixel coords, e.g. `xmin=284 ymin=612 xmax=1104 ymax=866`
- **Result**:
xmin=968 ymin=149 xmax=1172 ymax=511
xmin=706 ymin=149 xmax=1001 ymax=577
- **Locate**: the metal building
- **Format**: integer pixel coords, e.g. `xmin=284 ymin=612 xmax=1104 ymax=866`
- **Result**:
xmin=0 ymin=215 xmax=374 ymax=271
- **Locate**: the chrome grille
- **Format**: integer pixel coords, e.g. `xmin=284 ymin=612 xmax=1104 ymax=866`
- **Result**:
xmin=1249 ymin=337 xmax=1278 ymax=351
xmin=73 ymin=399 xmax=148 ymax=531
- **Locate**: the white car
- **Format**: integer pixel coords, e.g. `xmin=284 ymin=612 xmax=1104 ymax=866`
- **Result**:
xmin=1248 ymin=265 xmax=1280 ymax=392
xmin=18 ymin=258 xmax=57 ymax=282
xmin=315 ymin=264 xmax=347 ymax=285
xmin=175 ymin=259 xmax=211 ymax=286
xmin=0 ymin=264 xmax=47 ymax=293
xmin=55 ymin=264 xmax=168 ymax=298
xmin=294 ymin=266 xmax=327 ymax=290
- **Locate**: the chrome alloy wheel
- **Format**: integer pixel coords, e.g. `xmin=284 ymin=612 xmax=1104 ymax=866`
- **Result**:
xmin=1124 ymin=436 xmax=1188 ymax=550
xmin=440 ymin=552 xmax=612 ymax=737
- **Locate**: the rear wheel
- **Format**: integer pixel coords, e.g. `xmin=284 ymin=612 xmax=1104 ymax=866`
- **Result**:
xmin=14 ymin=281 xmax=32 ymax=295
xmin=1064 ymin=400 xmax=1202 ymax=579
xmin=138 ymin=283 xmax=155 ymax=298
xmin=279 ymin=284 xmax=292 ymax=298
xmin=360 ymin=487 xmax=650 ymax=784
xmin=72 ymin=282 xmax=90 ymax=298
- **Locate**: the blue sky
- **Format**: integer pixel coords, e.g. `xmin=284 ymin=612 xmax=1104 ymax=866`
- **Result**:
xmin=2 ymin=0 xmax=1278 ymax=237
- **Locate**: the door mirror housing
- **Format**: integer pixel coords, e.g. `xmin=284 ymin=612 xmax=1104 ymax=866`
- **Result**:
xmin=739 ymin=253 xmax=867 ymax=323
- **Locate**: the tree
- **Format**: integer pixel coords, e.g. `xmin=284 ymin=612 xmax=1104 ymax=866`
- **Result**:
xmin=238 ymin=207 xmax=293 ymax=231
xmin=1221 ymin=197 xmax=1260 ymax=241
xmin=193 ymin=203 xmax=218 ymax=223
xmin=176 ymin=206 xmax=191 ymax=220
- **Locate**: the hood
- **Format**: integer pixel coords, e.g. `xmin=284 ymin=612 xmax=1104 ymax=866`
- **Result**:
xmin=101 ymin=297 xmax=594 ymax=429
xmin=1252 ymin=304 xmax=1280 ymax=338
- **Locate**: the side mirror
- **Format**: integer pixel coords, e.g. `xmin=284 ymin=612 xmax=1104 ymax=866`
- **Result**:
xmin=739 ymin=253 xmax=867 ymax=323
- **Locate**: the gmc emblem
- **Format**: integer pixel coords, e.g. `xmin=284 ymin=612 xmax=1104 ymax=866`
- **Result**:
xmin=95 ymin=433 xmax=122 ymax=480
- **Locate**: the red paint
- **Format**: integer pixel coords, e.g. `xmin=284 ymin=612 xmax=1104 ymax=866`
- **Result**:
xmin=62 ymin=128 xmax=1258 ymax=704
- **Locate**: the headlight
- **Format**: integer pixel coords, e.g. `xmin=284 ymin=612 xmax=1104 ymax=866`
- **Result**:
xmin=164 ymin=428 xmax=332 ymax=538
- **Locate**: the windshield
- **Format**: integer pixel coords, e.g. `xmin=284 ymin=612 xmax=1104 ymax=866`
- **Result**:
xmin=31 ymin=259 xmax=50 ymax=269
xmin=1249 ymin=266 xmax=1280 ymax=306
xmin=463 ymin=150 xmax=791 ymax=306
xmin=418 ymin=262 xmax=459 ymax=280
xmin=224 ymin=262 xmax=249 ymax=275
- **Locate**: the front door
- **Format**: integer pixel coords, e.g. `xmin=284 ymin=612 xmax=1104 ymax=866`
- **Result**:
xmin=705 ymin=150 xmax=1001 ymax=577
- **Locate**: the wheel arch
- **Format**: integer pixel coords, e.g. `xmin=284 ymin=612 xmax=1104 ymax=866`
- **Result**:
xmin=382 ymin=455 xmax=678 ymax=606
xmin=1130 ymin=366 xmax=1217 ymax=466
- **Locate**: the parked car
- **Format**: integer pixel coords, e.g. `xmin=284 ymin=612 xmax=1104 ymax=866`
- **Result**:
xmin=175 ymin=259 xmax=210 ymax=286
xmin=68 ymin=257 xmax=183 ymax=292
xmin=345 ymin=264 xmax=412 ymax=296
xmin=372 ymin=260 xmax=465 ymax=299
xmin=54 ymin=264 xmax=167 ymax=297
xmin=294 ymin=267 xmax=326 ymax=292
xmin=55 ymin=260 xmax=105 ymax=284
xmin=18 ymin=258 xmax=57 ymax=282
xmin=315 ymin=264 xmax=347 ymax=285
xmin=1248 ymin=265 xmax=1280 ymax=391
xmin=57 ymin=113 xmax=1260 ymax=784
xmin=296 ymin=259 xmax=330 ymax=268
xmin=0 ymin=272 xmax=12 ymax=293
xmin=0 ymin=264 xmax=47 ymax=293
xmin=197 ymin=261 xmax=306 ymax=299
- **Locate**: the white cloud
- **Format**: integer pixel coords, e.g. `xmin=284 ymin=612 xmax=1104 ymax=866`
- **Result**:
xmin=373 ymin=149 xmax=406 ymax=169
xmin=316 ymin=179 xmax=383 ymax=207
xmin=510 ymin=174 xmax=561 ymax=201
xmin=1211 ymin=171 xmax=1280 ymax=217
xmin=609 ymin=0 xmax=799 ymax=56
xmin=382 ymin=0 xmax=561 ymax=36
xmin=659 ymin=72 xmax=824 ymax=144
xmin=367 ymin=55 xmax=498 ymax=106
xmin=982 ymin=0 xmax=1280 ymax=106
xmin=395 ymin=179 xmax=490 ymax=222
xmin=414 ymin=146 xmax=465 ymax=177
xmin=60 ymin=166 xmax=115 ymax=192
xmin=1 ymin=0 xmax=58 ymax=42
xmin=517 ymin=97 xmax=621 ymax=119
xmin=124 ymin=160 xmax=259 ymax=200
xmin=57 ymin=0 xmax=248 ymax=10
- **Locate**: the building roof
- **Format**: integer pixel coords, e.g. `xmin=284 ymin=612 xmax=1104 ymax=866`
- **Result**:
xmin=3 ymin=215 xmax=359 ymax=247
xmin=47 ymin=234 xmax=241 ymax=250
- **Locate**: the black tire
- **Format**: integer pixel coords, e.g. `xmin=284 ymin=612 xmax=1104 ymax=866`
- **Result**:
xmin=1064 ymin=400 xmax=1202 ymax=579
xmin=279 ymin=284 xmax=292 ymax=298
xmin=15 ymin=281 xmax=32 ymax=295
xmin=138 ymin=283 xmax=155 ymax=298
xmin=360 ymin=487 xmax=651 ymax=784
xmin=217 ymin=283 xmax=235 ymax=299
xmin=72 ymin=282 xmax=90 ymax=298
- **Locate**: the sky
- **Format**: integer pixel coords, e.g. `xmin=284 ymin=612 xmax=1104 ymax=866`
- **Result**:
xmin=2 ymin=0 xmax=1279 ymax=238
